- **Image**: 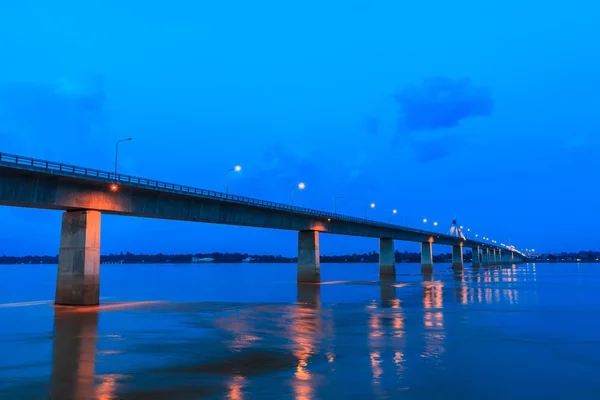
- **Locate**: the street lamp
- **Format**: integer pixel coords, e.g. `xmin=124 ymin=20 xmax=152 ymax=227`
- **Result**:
xmin=115 ymin=138 xmax=132 ymax=178
xmin=334 ymin=196 xmax=344 ymax=213
xmin=365 ymin=203 xmax=375 ymax=219
xmin=422 ymin=218 xmax=428 ymax=223
xmin=226 ymin=165 xmax=242 ymax=194
xmin=433 ymin=221 xmax=438 ymax=226
xmin=388 ymin=209 xmax=397 ymax=222
xmin=292 ymin=182 xmax=305 ymax=205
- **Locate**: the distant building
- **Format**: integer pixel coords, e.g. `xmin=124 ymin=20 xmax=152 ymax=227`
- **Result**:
xmin=192 ymin=257 xmax=214 ymax=263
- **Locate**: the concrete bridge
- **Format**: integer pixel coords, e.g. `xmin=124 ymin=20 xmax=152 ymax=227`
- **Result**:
xmin=0 ymin=152 xmax=526 ymax=306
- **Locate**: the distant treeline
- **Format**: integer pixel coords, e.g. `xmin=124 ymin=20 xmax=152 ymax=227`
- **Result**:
xmin=0 ymin=250 xmax=468 ymax=265
xmin=3 ymin=250 xmax=598 ymax=265
xmin=534 ymin=251 xmax=600 ymax=262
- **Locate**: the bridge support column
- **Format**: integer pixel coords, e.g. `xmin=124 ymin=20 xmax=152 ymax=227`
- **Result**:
xmin=298 ymin=230 xmax=320 ymax=283
xmin=379 ymin=238 xmax=396 ymax=277
xmin=55 ymin=210 xmax=101 ymax=306
xmin=421 ymin=242 xmax=433 ymax=274
xmin=492 ymin=249 xmax=498 ymax=265
xmin=482 ymin=249 xmax=489 ymax=266
xmin=472 ymin=246 xmax=481 ymax=268
xmin=510 ymin=252 xmax=515 ymax=264
xmin=452 ymin=244 xmax=464 ymax=272
xmin=498 ymin=249 xmax=504 ymax=265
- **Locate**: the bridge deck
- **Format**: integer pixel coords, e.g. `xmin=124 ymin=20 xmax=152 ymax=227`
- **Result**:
xmin=0 ymin=152 xmax=514 ymax=252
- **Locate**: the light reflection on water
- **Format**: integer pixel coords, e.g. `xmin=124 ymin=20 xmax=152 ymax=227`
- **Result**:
xmin=3 ymin=262 xmax=600 ymax=399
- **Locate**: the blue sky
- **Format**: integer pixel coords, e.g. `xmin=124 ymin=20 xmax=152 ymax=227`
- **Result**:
xmin=1 ymin=0 xmax=599 ymax=256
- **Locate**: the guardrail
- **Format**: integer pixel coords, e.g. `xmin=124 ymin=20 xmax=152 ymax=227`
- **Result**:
xmin=0 ymin=151 xmax=509 ymax=251
xmin=0 ymin=152 xmax=422 ymax=230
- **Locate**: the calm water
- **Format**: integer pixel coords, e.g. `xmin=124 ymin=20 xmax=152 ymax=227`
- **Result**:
xmin=1 ymin=262 xmax=599 ymax=399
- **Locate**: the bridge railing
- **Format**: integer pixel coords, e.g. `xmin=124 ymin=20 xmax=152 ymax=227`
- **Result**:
xmin=0 ymin=151 xmax=495 ymax=247
xmin=1 ymin=152 xmax=429 ymax=230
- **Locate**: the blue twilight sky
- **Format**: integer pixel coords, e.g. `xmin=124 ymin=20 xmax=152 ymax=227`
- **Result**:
xmin=1 ymin=0 xmax=599 ymax=256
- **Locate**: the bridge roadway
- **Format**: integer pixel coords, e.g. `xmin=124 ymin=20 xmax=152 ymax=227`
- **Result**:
xmin=0 ymin=152 xmax=525 ymax=306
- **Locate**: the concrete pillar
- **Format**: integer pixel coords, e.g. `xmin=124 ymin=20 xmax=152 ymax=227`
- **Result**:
xmin=452 ymin=244 xmax=464 ymax=272
xmin=421 ymin=242 xmax=433 ymax=274
xmin=511 ymin=252 xmax=515 ymax=264
xmin=298 ymin=230 xmax=320 ymax=283
xmin=297 ymin=283 xmax=320 ymax=306
xmin=498 ymin=249 xmax=503 ymax=264
xmin=482 ymin=249 xmax=489 ymax=266
xmin=55 ymin=210 xmax=101 ymax=306
xmin=379 ymin=238 xmax=396 ymax=277
xmin=492 ymin=249 xmax=497 ymax=265
xmin=472 ymin=246 xmax=481 ymax=268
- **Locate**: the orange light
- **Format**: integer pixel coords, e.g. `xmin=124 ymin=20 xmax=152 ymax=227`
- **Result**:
xmin=110 ymin=184 xmax=118 ymax=191
xmin=327 ymin=218 xmax=331 ymax=222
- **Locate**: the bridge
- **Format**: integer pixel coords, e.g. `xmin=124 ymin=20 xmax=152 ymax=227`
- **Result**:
xmin=0 ymin=152 xmax=526 ymax=306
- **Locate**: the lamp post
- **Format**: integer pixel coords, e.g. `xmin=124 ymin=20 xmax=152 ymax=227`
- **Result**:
xmin=365 ymin=203 xmax=375 ymax=219
xmin=115 ymin=138 xmax=132 ymax=178
xmin=226 ymin=165 xmax=242 ymax=194
xmin=334 ymin=196 xmax=344 ymax=213
xmin=292 ymin=182 xmax=305 ymax=205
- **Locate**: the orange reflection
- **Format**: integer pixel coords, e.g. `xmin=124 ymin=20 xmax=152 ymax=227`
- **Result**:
xmin=394 ymin=351 xmax=405 ymax=370
xmin=453 ymin=274 xmax=468 ymax=305
xmin=326 ymin=352 xmax=335 ymax=363
xmin=422 ymin=278 xmax=443 ymax=309
xmin=369 ymin=352 xmax=383 ymax=383
xmin=97 ymin=374 xmax=125 ymax=400
xmin=227 ymin=375 xmax=247 ymax=400
xmin=422 ymin=275 xmax=445 ymax=360
xmin=369 ymin=312 xmax=383 ymax=337
xmin=377 ymin=278 xmax=405 ymax=337
xmin=51 ymin=309 xmax=100 ymax=400
xmin=291 ymin=284 xmax=322 ymax=400
xmin=49 ymin=303 xmax=161 ymax=400
xmin=214 ymin=309 xmax=260 ymax=352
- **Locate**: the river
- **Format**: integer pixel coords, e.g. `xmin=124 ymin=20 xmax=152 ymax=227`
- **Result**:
xmin=1 ymin=262 xmax=598 ymax=399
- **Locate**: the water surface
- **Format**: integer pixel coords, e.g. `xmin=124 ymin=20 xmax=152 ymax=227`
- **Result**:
xmin=1 ymin=262 xmax=599 ymax=399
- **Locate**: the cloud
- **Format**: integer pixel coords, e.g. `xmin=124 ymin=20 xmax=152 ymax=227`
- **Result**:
xmin=410 ymin=134 xmax=468 ymax=163
xmin=395 ymin=77 xmax=493 ymax=132
xmin=0 ymin=76 xmax=106 ymax=150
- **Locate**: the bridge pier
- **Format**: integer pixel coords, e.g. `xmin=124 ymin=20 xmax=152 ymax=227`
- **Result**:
xmin=55 ymin=210 xmax=101 ymax=306
xmin=298 ymin=230 xmax=320 ymax=283
xmin=452 ymin=244 xmax=464 ymax=272
xmin=472 ymin=246 xmax=481 ymax=268
xmin=421 ymin=242 xmax=433 ymax=274
xmin=510 ymin=251 xmax=515 ymax=264
xmin=492 ymin=249 xmax=498 ymax=265
xmin=379 ymin=238 xmax=396 ymax=277
xmin=481 ymin=249 xmax=489 ymax=266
